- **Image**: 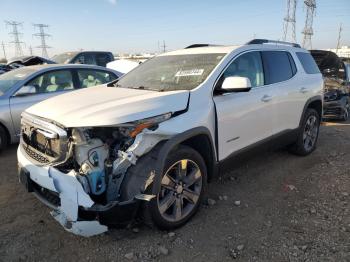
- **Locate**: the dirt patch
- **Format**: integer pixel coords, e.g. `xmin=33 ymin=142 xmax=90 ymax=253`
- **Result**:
xmin=0 ymin=121 xmax=349 ymax=262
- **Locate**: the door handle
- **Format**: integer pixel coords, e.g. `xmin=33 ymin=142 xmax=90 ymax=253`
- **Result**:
xmin=261 ymin=95 xmax=272 ymax=102
xmin=299 ymin=87 xmax=308 ymax=93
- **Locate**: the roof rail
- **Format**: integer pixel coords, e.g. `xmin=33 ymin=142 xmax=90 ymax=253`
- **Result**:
xmin=185 ymin=44 xmax=219 ymax=49
xmin=246 ymin=39 xmax=301 ymax=48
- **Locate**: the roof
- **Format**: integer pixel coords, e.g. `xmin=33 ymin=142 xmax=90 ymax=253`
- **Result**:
xmin=24 ymin=63 xmax=112 ymax=71
xmin=158 ymin=45 xmax=241 ymax=56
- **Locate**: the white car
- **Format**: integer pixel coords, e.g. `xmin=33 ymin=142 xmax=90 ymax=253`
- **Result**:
xmin=17 ymin=39 xmax=323 ymax=236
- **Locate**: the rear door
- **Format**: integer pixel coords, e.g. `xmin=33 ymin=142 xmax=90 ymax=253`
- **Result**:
xmin=260 ymin=50 xmax=299 ymax=132
xmin=214 ymin=51 xmax=275 ymax=160
xmin=9 ymin=69 xmax=75 ymax=135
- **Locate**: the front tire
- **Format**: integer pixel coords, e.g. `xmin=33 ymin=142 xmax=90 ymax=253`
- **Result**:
xmin=148 ymin=145 xmax=207 ymax=229
xmin=289 ymin=108 xmax=320 ymax=156
xmin=340 ymin=106 xmax=349 ymax=122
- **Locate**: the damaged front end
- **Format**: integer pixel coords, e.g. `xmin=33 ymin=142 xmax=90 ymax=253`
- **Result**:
xmin=18 ymin=112 xmax=172 ymax=236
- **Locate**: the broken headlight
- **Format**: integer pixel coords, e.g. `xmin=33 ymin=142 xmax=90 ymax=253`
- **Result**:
xmin=126 ymin=112 xmax=172 ymax=138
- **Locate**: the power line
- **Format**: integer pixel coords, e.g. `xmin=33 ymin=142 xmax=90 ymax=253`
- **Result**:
xmin=5 ymin=20 xmax=25 ymax=57
xmin=283 ymin=0 xmax=298 ymax=42
xmin=33 ymin=23 xmax=51 ymax=58
xmin=302 ymin=0 xmax=317 ymax=49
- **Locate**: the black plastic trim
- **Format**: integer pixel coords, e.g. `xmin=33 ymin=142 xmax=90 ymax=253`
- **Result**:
xmin=152 ymin=127 xmax=218 ymax=194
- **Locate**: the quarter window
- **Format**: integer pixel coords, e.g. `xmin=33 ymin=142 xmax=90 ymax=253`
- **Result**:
xmin=296 ymin=52 xmax=320 ymax=74
xmin=262 ymin=51 xmax=295 ymax=84
xmin=222 ymin=51 xmax=264 ymax=88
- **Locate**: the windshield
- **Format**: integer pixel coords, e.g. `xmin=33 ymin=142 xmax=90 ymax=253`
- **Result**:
xmin=116 ymin=53 xmax=226 ymax=91
xmin=51 ymin=52 xmax=77 ymax=64
xmin=0 ymin=67 xmax=35 ymax=96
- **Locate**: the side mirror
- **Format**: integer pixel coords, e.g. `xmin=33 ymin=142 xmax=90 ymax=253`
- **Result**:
xmin=14 ymin=85 xmax=37 ymax=97
xmin=221 ymin=76 xmax=252 ymax=92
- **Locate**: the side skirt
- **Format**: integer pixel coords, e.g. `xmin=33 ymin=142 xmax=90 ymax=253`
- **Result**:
xmin=217 ymin=128 xmax=299 ymax=174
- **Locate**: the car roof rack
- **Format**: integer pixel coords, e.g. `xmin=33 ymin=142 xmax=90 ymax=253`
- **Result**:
xmin=246 ymin=39 xmax=301 ymax=48
xmin=185 ymin=44 xmax=220 ymax=49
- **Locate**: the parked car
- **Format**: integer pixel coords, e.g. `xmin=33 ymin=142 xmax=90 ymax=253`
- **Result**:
xmin=310 ymin=50 xmax=350 ymax=120
xmin=0 ymin=56 xmax=56 ymax=75
xmin=107 ymin=59 xmax=140 ymax=74
xmin=17 ymin=39 xmax=323 ymax=237
xmin=0 ymin=64 xmax=122 ymax=150
xmin=51 ymin=51 xmax=114 ymax=67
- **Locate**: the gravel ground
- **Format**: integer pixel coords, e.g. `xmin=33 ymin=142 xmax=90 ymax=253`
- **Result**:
xmin=0 ymin=120 xmax=349 ymax=262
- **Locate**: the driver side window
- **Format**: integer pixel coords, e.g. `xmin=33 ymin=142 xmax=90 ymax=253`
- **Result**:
xmin=222 ymin=51 xmax=264 ymax=88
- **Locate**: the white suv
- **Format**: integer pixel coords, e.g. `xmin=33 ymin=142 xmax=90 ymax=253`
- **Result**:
xmin=17 ymin=39 xmax=323 ymax=236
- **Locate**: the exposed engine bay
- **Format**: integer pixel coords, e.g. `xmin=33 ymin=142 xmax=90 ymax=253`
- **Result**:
xmin=57 ymin=123 xmax=164 ymax=205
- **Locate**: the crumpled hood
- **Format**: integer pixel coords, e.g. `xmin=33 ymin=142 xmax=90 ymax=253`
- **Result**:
xmin=26 ymin=85 xmax=190 ymax=127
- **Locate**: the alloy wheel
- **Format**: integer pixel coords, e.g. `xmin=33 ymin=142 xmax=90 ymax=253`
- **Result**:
xmin=303 ymin=115 xmax=318 ymax=151
xmin=157 ymin=159 xmax=203 ymax=222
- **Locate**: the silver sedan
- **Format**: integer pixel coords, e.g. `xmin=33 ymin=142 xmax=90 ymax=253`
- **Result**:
xmin=0 ymin=64 xmax=122 ymax=151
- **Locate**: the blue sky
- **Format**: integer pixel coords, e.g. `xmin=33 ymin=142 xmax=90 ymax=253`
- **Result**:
xmin=0 ymin=0 xmax=349 ymax=58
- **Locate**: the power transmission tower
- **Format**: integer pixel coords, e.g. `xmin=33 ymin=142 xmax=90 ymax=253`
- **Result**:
xmin=33 ymin=23 xmax=51 ymax=58
xmin=283 ymin=0 xmax=298 ymax=42
xmin=5 ymin=20 xmax=24 ymax=57
xmin=302 ymin=0 xmax=316 ymax=49
xmin=336 ymin=23 xmax=343 ymax=53
xmin=1 ymin=41 xmax=6 ymax=60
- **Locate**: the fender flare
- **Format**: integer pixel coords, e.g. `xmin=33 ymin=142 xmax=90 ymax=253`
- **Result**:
xmin=152 ymin=126 xmax=217 ymax=195
xmin=299 ymin=95 xmax=323 ymax=127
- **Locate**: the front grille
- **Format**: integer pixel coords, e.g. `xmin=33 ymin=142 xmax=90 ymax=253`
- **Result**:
xmin=20 ymin=112 xmax=69 ymax=165
xmin=324 ymin=107 xmax=342 ymax=116
xmin=32 ymin=180 xmax=61 ymax=208
xmin=23 ymin=145 xmax=50 ymax=164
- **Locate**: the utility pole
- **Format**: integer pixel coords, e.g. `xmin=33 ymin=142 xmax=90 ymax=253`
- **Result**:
xmin=5 ymin=20 xmax=24 ymax=57
xmin=33 ymin=23 xmax=51 ymax=58
xmin=336 ymin=23 xmax=343 ymax=54
xmin=29 ymin=45 xmax=33 ymax=56
xmin=1 ymin=41 xmax=6 ymax=60
xmin=302 ymin=0 xmax=316 ymax=49
xmin=161 ymin=40 xmax=167 ymax=53
xmin=283 ymin=0 xmax=298 ymax=42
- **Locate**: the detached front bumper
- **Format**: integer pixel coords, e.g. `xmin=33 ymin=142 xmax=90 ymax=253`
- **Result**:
xmin=17 ymin=146 xmax=140 ymax=237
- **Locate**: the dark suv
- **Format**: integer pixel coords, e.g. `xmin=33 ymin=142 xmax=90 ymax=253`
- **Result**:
xmin=51 ymin=51 xmax=114 ymax=67
xmin=310 ymin=50 xmax=350 ymax=121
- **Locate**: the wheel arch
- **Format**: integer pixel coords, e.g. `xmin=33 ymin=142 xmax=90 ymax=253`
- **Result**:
xmin=152 ymin=127 xmax=218 ymax=195
xmin=299 ymin=96 xmax=323 ymax=127
xmin=0 ymin=121 xmax=11 ymax=147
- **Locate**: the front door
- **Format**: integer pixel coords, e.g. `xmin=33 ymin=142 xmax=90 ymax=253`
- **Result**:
xmin=213 ymin=51 xmax=275 ymax=160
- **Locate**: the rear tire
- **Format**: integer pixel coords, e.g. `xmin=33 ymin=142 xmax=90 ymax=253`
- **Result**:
xmin=340 ymin=107 xmax=349 ymax=122
xmin=0 ymin=126 xmax=8 ymax=153
xmin=289 ymin=108 xmax=320 ymax=156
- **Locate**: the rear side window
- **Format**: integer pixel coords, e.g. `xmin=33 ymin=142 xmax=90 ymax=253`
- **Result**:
xmin=296 ymin=52 xmax=320 ymax=74
xmin=262 ymin=51 xmax=295 ymax=84
xmin=95 ymin=53 xmax=112 ymax=67
xmin=77 ymin=69 xmax=117 ymax=88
